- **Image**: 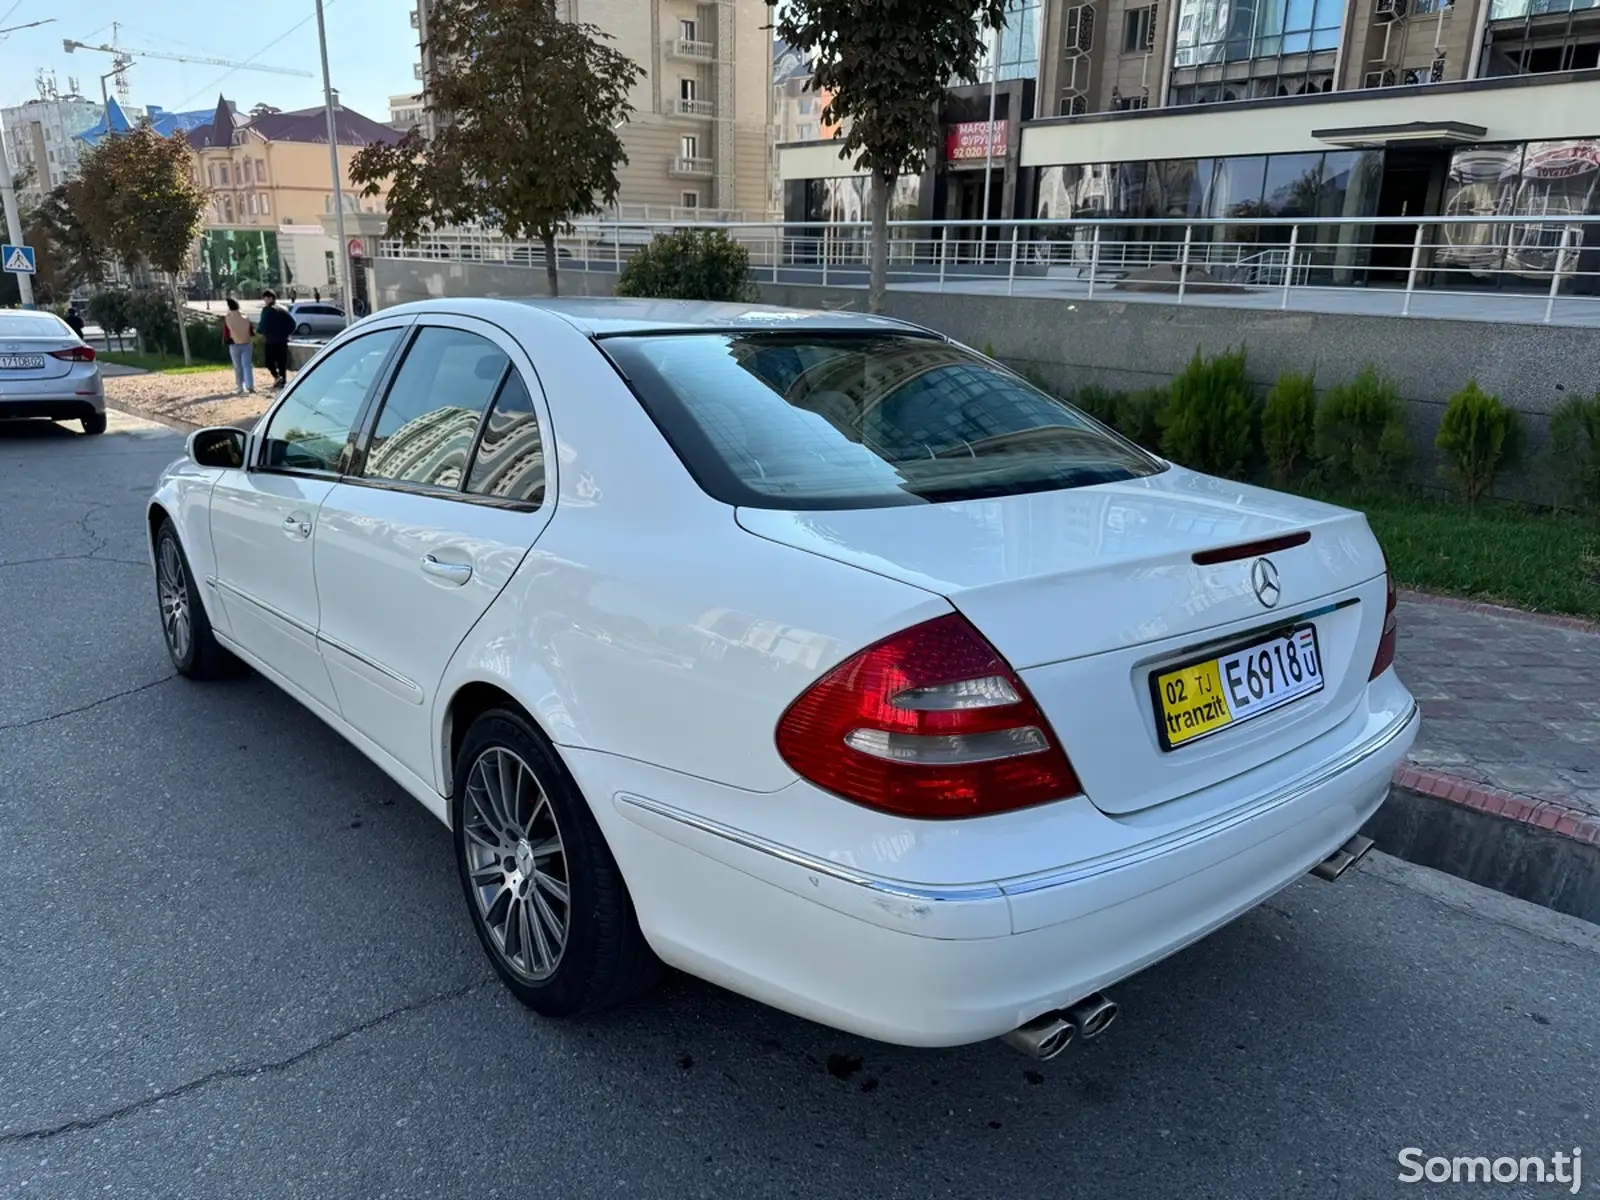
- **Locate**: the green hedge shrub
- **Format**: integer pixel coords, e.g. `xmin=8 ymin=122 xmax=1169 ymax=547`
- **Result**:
xmin=1434 ymin=381 xmax=1521 ymax=504
xmin=1549 ymin=392 xmax=1600 ymax=511
xmin=615 ymin=229 xmax=755 ymax=301
xmin=1262 ymin=370 xmax=1317 ymax=486
xmin=1072 ymin=383 xmax=1122 ymax=428
xmin=1314 ymin=364 xmax=1411 ymax=488
xmin=1158 ymin=347 xmax=1254 ymax=478
xmin=1117 ymin=387 xmax=1167 ymax=452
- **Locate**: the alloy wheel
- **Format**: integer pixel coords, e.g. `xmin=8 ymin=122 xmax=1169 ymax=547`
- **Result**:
xmin=462 ymin=747 xmax=571 ymax=982
xmin=157 ymin=537 xmax=192 ymax=664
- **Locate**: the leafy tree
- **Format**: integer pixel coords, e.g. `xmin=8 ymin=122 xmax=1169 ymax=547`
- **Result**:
xmin=28 ymin=183 xmax=110 ymax=299
xmin=772 ymin=0 xmax=1007 ymax=313
xmin=615 ymin=230 xmax=755 ymax=301
xmin=86 ymin=291 xmax=132 ymax=351
xmin=71 ymin=122 xmax=208 ymax=364
xmin=350 ymin=0 xmax=642 ymax=297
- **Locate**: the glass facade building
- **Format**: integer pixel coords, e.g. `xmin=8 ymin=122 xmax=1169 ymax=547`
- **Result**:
xmin=977 ymin=0 xmax=1046 ymax=83
xmin=1172 ymin=0 xmax=1344 ymax=65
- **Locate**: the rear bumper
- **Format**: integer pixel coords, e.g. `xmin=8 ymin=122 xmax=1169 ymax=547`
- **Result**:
xmin=571 ymin=682 xmax=1418 ymax=1047
xmin=0 ymin=395 xmax=105 ymax=420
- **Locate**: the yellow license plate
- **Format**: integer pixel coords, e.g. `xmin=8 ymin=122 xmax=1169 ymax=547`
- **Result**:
xmin=1152 ymin=625 xmax=1324 ymax=750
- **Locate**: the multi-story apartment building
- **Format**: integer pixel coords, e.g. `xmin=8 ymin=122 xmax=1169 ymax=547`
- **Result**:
xmin=2 ymin=93 xmax=104 ymax=206
xmin=388 ymin=93 xmax=426 ymax=133
xmin=181 ymin=96 xmax=399 ymax=297
xmin=779 ymin=0 xmax=1600 ymax=292
xmin=411 ymin=0 xmax=774 ymax=217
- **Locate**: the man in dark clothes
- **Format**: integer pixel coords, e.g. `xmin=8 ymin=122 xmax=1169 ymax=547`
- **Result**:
xmin=258 ymin=290 xmax=294 ymax=388
xmin=65 ymin=305 xmax=86 ymax=339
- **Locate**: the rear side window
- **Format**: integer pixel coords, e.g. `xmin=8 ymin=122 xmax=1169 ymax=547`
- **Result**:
xmin=602 ymin=333 xmax=1163 ymax=509
xmin=362 ymin=327 xmax=508 ymax=488
xmin=466 ymin=369 xmax=545 ymax=506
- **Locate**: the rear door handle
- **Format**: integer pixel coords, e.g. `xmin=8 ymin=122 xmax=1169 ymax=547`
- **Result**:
xmin=421 ymin=554 xmax=473 ymax=585
xmin=281 ymin=514 xmax=312 ymax=539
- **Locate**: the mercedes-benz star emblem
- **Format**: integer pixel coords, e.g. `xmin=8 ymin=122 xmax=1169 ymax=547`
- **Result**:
xmin=1252 ymin=558 xmax=1282 ymax=609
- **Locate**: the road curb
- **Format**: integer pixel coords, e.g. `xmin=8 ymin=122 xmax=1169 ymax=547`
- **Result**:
xmin=1367 ymin=766 xmax=1600 ymax=924
xmin=104 ymin=399 xmax=206 ymax=436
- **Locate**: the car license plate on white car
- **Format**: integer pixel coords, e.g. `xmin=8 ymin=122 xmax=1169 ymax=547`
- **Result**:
xmin=1152 ymin=624 xmax=1324 ymax=750
xmin=0 ymin=354 xmax=45 ymax=369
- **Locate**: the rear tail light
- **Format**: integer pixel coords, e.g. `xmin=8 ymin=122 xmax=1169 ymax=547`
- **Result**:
xmin=51 ymin=346 xmax=96 ymax=363
xmin=775 ymin=613 xmax=1082 ymax=818
xmin=1369 ymin=552 xmax=1398 ymax=680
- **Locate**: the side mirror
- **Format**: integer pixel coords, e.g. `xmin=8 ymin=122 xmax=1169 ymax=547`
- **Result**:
xmin=186 ymin=426 xmax=247 ymax=469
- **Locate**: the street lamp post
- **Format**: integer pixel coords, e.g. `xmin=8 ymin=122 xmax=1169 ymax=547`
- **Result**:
xmin=0 ymin=18 xmax=58 ymax=309
xmin=315 ymin=0 xmax=352 ymax=310
xmin=0 ymin=116 xmax=34 ymax=308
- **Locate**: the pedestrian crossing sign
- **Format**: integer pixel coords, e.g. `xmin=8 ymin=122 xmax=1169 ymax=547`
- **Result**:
xmin=2 ymin=244 xmax=36 ymax=274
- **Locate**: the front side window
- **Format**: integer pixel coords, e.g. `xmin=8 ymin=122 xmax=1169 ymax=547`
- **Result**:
xmin=260 ymin=328 xmax=402 ymax=472
xmin=466 ymin=370 xmax=545 ymax=506
xmin=361 ymin=327 xmax=509 ymax=488
xmin=603 ymin=333 xmax=1163 ymax=509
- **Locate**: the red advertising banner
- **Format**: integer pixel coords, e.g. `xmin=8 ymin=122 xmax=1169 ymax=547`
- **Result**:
xmin=946 ymin=121 xmax=1007 ymax=165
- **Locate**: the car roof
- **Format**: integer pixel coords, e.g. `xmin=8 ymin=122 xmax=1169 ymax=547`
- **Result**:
xmin=373 ymin=296 xmax=935 ymax=338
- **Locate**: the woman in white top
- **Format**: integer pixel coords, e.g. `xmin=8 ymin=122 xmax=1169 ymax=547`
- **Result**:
xmin=222 ymin=299 xmax=255 ymax=395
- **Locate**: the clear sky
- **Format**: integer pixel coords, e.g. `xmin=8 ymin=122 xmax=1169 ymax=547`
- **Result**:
xmin=0 ymin=0 xmax=417 ymax=122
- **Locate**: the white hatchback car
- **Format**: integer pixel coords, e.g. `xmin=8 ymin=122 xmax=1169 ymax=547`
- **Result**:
xmin=148 ymin=299 xmax=1417 ymax=1056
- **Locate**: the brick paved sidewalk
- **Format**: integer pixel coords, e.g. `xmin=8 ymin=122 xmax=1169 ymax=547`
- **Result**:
xmin=1396 ymin=594 xmax=1600 ymax=817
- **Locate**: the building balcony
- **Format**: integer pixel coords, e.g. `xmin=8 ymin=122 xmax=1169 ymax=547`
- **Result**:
xmin=670 ymin=37 xmax=716 ymax=60
xmin=670 ymin=155 xmax=714 ymax=178
xmin=675 ymin=98 xmax=715 ymax=118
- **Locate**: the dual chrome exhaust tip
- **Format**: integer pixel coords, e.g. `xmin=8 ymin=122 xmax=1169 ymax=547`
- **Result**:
xmin=1002 ymin=992 xmax=1119 ymax=1061
xmin=1311 ymin=834 xmax=1375 ymax=882
xmin=1003 ymin=835 xmax=1373 ymax=1061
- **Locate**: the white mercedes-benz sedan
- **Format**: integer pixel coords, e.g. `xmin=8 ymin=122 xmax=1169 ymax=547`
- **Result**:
xmin=147 ymin=298 xmax=1417 ymax=1056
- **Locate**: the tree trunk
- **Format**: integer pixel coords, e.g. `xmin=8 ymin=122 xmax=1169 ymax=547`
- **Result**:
xmin=868 ymin=168 xmax=891 ymax=315
xmin=543 ymin=230 xmax=560 ymax=297
xmin=171 ymin=278 xmax=193 ymax=367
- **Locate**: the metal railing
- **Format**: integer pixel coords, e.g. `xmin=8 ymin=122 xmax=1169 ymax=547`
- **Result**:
xmin=377 ymin=213 xmax=1600 ymax=325
xmin=671 ymin=37 xmax=715 ymax=59
xmin=668 ymin=156 xmax=715 ymax=178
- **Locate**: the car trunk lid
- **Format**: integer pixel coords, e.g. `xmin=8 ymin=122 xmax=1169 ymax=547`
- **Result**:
xmin=0 ymin=336 xmax=76 ymax=381
xmin=738 ymin=466 xmax=1388 ymax=815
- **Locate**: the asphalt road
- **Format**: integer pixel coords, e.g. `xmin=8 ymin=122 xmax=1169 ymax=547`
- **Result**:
xmin=2 ymin=411 xmax=1598 ymax=1200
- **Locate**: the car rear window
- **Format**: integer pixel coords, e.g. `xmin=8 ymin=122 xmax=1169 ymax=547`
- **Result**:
xmin=0 ymin=314 xmax=68 ymax=337
xmin=601 ymin=332 xmax=1164 ymax=510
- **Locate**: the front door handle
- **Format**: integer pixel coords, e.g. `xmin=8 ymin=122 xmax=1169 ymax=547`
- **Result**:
xmin=281 ymin=514 xmax=312 ymax=539
xmin=421 ymin=554 xmax=473 ymax=585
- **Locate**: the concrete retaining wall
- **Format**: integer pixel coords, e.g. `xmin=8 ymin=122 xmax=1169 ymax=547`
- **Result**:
xmin=371 ymin=258 xmax=1600 ymax=500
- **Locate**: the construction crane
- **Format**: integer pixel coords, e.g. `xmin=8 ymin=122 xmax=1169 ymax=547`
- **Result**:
xmin=63 ymin=22 xmax=313 ymax=106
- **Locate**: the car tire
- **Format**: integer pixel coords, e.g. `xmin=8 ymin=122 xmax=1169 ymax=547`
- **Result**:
xmin=154 ymin=518 xmax=238 ymax=680
xmin=81 ymin=412 xmax=107 ymax=435
xmin=294 ymin=323 xmax=311 ymax=335
xmin=452 ymin=707 xmax=659 ymax=1018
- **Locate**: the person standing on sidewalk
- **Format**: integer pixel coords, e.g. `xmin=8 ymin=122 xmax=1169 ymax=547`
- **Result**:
xmin=65 ymin=304 xmax=86 ymax=340
xmin=222 ymin=298 xmax=255 ymax=396
xmin=258 ymin=290 xmax=294 ymax=389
